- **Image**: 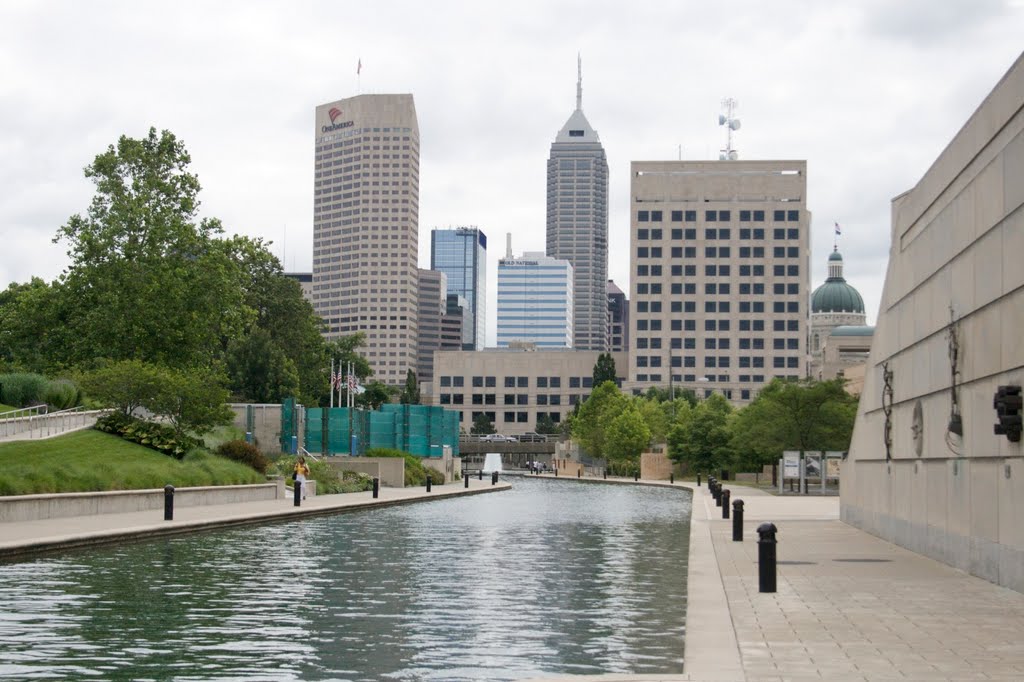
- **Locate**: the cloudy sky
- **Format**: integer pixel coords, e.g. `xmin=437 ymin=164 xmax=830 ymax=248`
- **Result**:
xmin=2 ymin=0 xmax=1021 ymax=345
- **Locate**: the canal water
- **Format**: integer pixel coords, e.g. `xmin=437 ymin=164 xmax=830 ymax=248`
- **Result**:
xmin=0 ymin=477 xmax=691 ymax=681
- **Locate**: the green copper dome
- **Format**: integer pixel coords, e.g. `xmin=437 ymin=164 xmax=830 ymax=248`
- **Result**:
xmin=811 ymin=250 xmax=865 ymax=313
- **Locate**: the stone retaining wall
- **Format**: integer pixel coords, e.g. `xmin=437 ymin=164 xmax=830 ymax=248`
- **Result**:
xmin=0 ymin=482 xmax=284 ymax=523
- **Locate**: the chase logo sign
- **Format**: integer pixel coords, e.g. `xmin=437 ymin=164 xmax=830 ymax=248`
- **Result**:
xmin=322 ymin=106 xmax=353 ymax=133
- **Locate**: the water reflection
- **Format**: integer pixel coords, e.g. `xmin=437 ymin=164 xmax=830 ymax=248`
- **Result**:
xmin=0 ymin=477 xmax=691 ymax=681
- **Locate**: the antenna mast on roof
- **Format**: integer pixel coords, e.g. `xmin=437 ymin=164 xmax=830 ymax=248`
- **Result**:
xmin=718 ymin=97 xmax=741 ymax=160
xmin=576 ymin=53 xmax=583 ymax=111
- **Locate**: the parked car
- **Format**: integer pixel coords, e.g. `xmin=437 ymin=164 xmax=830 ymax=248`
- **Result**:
xmin=480 ymin=433 xmax=516 ymax=442
xmin=517 ymin=432 xmax=546 ymax=443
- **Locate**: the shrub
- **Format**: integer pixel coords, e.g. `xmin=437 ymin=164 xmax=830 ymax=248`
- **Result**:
xmin=94 ymin=412 xmax=201 ymax=460
xmin=364 ymin=447 xmax=444 ymax=487
xmin=216 ymin=440 xmax=270 ymax=474
xmin=44 ymin=379 xmax=80 ymax=411
xmin=0 ymin=373 xmax=49 ymax=407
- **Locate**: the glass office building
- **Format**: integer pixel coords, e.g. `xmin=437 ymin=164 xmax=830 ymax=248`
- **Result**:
xmin=430 ymin=227 xmax=487 ymax=350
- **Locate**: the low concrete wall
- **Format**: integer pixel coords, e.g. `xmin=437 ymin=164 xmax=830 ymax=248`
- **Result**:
xmin=0 ymin=482 xmax=283 ymax=523
xmin=422 ymin=456 xmax=462 ymax=483
xmin=325 ymin=457 xmax=405 ymax=488
xmin=641 ymin=451 xmax=675 ymax=480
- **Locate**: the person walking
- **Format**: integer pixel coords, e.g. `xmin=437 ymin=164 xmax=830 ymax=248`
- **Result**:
xmin=293 ymin=456 xmax=311 ymax=500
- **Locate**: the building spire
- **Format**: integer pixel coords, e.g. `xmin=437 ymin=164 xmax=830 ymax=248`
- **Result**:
xmin=576 ymin=53 xmax=583 ymax=111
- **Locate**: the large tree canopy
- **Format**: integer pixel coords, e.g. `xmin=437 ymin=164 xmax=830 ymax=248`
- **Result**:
xmin=54 ymin=128 xmax=245 ymax=368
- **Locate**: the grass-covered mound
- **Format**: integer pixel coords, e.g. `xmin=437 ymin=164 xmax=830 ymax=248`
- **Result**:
xmin=0 ymin=430 xmax=263 ymax=496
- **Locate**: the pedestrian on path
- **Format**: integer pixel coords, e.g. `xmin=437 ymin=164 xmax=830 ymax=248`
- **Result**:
xmin=293 ymin=456 xmax=311 ymax=500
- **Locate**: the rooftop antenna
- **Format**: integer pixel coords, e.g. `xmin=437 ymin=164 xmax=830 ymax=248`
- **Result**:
xmin=576 ymin=53 xmax=583 ymax=111
xmin=718 ymin=97 xmax=741 ymax=160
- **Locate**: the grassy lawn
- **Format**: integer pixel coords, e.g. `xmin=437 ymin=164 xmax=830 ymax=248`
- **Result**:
xmin=0 ymin=429 xmax=264 ymax=496
xmin=0 ymin=403 xmax=19 ymax=416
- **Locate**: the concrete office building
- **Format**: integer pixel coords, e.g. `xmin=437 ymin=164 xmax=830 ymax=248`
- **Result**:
xmin=607 ymin=279 xmax=630 ymax=352
xmin=433 ymin=348 xmax=628 ymax=433
xmin=283 ymin=272 xmax=313 ymax=304
xmin=843 ymin=53 xmax=1024 ymax=592
xmin=497 ymin=251 xmax=574 ymax=349
xmin=546 ymin=58 xmax=609 ymax=351
xmin=430 ymin=227 xmax=487 ymax=350
xmin=628 ymin=160 xmax=811 ymax=402
xmin=312 ymin=94 xmax=420 ymax=385
xmin=416 ymin=269 xmax=447 ymax=390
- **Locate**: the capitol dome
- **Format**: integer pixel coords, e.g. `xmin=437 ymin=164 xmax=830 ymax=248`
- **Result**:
xmin=811 ymin=249 xmax=865 ymax=314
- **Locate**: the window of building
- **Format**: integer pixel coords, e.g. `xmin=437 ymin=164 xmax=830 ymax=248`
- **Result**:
xmin=638 ymin=210 xmax=649 ymax=222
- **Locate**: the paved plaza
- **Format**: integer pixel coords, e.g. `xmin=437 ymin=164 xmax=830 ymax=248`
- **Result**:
xmin=2 ymin=476 xmax=1023 ymax=680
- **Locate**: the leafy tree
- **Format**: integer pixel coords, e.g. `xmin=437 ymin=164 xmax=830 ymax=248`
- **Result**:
xmin=636 ymin=397 xmax=669 ymax=444
xmin=77 ymin=359 xmax=164 ymax=416
xmin=146 ymin=365 xmax=234 ymax=436
xmin=54 ymin=128 xmax=245 ymax=368
xmin=355 ymin=380 xmax=393 ymax=411
xmin=471 ymin=413 xmax=495 ymax=435
xmin=592 ymin=352 xmax=617 ymax=387
xmin=668 ymin=394 xmax=734 ymax=475
xmin=0 ymin=278 xmax=69 ymax=373
xmin=399 ymin=369 xmax=420 ymax=405
xmin=730 ymin=378 xmax=858 ymax=470
xmin=225 ymin=329 xmax=300 ymax=403
xmin=605 ymin=403 xmax=652 ymax=462
xmin=535 ymin=412 xmax=560 ymax=435
xmin=571 ymin=381 xmax=629 ymax=458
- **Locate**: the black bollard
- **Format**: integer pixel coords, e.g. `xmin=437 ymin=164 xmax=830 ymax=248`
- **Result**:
xmin=492 ymin=471 xmax=499 ymax=485
xmin=697 ymin=473 xmax=701 ymax=487
xmin=426 ymin=477 xmax=432 ymax=493
xmin=604 ymin=469 xmax=608 ymax=479
xmin=732 ymin=499 xmax=744 ymax=541
xmin=163 ymin=484 xmax=174 ymax=521
xmin=757 ymin=523 xmax=778 ymax=593
xmin=722 ymin=489 xmax=731 ymax=519
xmin=634 ymin=472 xmax=639 ymax=482
xmin=464 ymin=474 xmax=469 ymax=489
xmin=554 ymin=468 xmax=558 ymax=477
xmin=577 ymin=468 xmax=581 ymax=478
xmin=373 ymin=477 xmax=380 ymax=499
xmin=714 ymin=483 xmax=723 ymax=507
xmin=294 ymin=480 xmax=302 ymax=507
xmin=479 ymin=469 xmax=483 ymax=480
xmin=670 ymin=473 xmax=674 ymax=484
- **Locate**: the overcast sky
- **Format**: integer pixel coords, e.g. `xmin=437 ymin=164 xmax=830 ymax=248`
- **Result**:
xmin=2 ymin=1 xmax=1022 ymax=346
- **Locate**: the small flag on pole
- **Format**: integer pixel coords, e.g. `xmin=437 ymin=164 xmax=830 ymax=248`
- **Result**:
xmin=348 ymin=374 xmax=356 ymax=392
xmin=834 ymin=222 xmax=842 ymax=235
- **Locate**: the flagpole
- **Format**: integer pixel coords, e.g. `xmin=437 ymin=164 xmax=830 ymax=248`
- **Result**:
xmin=330 ymin=357 xmax=335 ymax=409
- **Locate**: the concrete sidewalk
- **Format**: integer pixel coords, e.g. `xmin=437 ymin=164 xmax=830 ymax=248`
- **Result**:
xmin=0 ymin=478 xmax=511 ymax=558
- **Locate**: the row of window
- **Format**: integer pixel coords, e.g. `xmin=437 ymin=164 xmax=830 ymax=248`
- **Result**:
xmin=439 ymin=376 xmax=598 ymax=389
xmin=637 ymin=246 xmax=801 ymax=259
xmin=633 ymin=337 xmax=800 ymax=350
xmin=637 ymin=282 xmax=801 ymax=296
xmin=636 ymin=263 xmax=801 ymax=278
xmin=635 ymin=355 xmax=801 ymax=368
xmin=468 ymin=412 xmax=563 ymax=424
xmin=636 ymin=228 xmax=801 ymax=241
xmin=634 ymin=299 xmax=801 ymax=314
xmin=440 ymin=394 xmax=591 ymax=406
xmin=637 ymin=209 xmax=801 ymax=223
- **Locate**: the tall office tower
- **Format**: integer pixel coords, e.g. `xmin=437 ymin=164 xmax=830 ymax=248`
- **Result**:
xmin=442 ymin=294 xmax=467 ymax=351
xmin=497 ymin=251 xmax=573 ymax=348
xmin=430 ymin=227 xmax=487 ymax=350
xmin=312 ymin=94 xmax=420 ymax=385
xmin=607 ymin=279 xmax=630 ymax=352
xmin=546 ymin=58 xmax=609 ymax=351
xmin=629 ymin=160 xmax=810 ymax=403
xmin=416 ymin=269 xmax=447 ymax=390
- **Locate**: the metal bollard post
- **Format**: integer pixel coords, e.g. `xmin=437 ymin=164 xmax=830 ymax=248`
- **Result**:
xmin=294 ymin=480 xmax=302 ymax=507
xmin=464 ymin=474 xmax=469 ymax=489
xmin=714 ymin=483 xmax=722 ymax=507
xmin=722 ymin=489 xmax=731 ymax=518
xmin=697 ymin=473 xmax=701 ymax=487
xmin=604 ymin=469 xmax=608 ymax=479
xmin=757 ymin=523 xmax=778 ymax=593
xmin=373 ymin=477 xmax=380 ymax=499
xmin=554 ymin=468 xmax=558 ymax=477
xmin=634 ymin=472 xmax=639 ymax=482
xmin=492 ymin=471 xmax=498 ymax=485
xmin=426 ymin=477 xmax=432 ymax=493
xmin=670 ymin=473 xmax=674 ymax=484
xmin=577 ymin=468 xmax=581 ymax=478
xmin=732 ymin=499 xmax=744 ymax=541
xmin=479 ymin=469 xmax=483 ymax=480
xmin=164 ymin=484 xmax=174 ymax=521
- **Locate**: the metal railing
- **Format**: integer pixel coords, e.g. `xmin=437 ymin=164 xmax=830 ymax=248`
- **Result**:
xmin=0 ymin=407 xmax=110 ymax=441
